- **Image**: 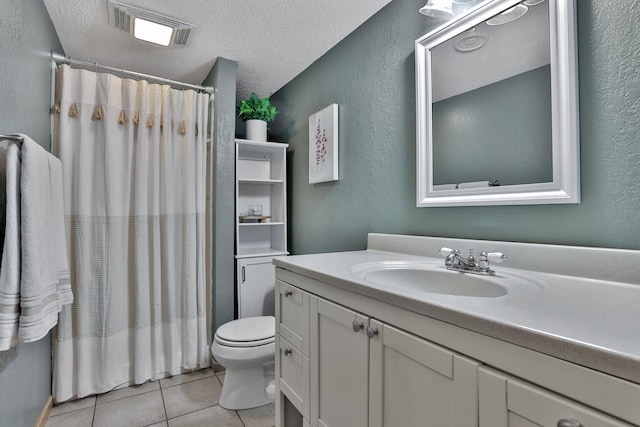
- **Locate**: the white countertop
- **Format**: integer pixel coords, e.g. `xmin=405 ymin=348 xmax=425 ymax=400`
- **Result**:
xmin=273 ymin=234 xmax=640 ymax=384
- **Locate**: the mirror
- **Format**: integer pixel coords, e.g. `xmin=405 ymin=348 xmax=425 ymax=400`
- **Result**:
xmin=415 ymin=0 xmax=579 ymax=207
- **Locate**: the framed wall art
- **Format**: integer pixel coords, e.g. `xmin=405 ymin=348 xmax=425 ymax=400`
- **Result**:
xmin=309 ymin=104 xmax=338 ymax=183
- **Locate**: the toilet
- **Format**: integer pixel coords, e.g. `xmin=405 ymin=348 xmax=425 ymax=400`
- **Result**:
xmin=211 ymin=258 xmax=277 ymax=410
xmin=211 ymin=315 xmax=276 ymax=410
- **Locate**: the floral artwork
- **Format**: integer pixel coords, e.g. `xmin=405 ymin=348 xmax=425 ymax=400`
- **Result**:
xmin=314 ymin=121 xmax=327 ymax=168
xmin=309 ymin=104 xmax=338 ymax=183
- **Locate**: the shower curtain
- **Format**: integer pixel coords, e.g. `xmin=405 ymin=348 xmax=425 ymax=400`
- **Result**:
xmin=52 ymin=64 xmax=211 ymax=402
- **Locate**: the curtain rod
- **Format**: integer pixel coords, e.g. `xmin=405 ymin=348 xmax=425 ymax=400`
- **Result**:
xmin=50 ymin=52 xmax=214 ymax=94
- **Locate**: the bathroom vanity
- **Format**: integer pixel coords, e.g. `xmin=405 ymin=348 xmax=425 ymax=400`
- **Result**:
xmin=273 ymin=234 xmax=640 ymax=427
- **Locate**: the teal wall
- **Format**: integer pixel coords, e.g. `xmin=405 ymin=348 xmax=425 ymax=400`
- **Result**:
xmin=433 ymin=65 xmax=552 ymax=186
xmin=270 ymin=0 xmax=640 ymax=253
xmin=0 ymin=0 xmax=63 ymax=425
xmin=203 ymin=58 xmax=238 ymax=331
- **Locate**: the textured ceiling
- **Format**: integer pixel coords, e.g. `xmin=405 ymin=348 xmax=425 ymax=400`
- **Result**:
xmin=43 ymin=0 xmax=393 ymax=99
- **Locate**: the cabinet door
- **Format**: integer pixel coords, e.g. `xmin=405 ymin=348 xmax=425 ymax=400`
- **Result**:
xmin=368 ymin=320 xmax=479 ymax=427
xmin=310 ymin=297 xmax=369 ymax=427
xmin=237 ymin=257 xmax=276 ymax=318
xmin=479 ymin=367 xmax=633 ymax=427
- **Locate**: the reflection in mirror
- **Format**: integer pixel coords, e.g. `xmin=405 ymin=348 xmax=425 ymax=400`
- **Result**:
xmin=415 ymin=0 xmax=579 ymax=207
xmin=433 ymin=1 xmax=551 ymax=187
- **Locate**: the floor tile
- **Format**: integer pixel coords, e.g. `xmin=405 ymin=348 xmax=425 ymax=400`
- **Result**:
xmin=211 ymin=359 xmax=226 ymax=374
xmin=168 ymin=405 xmax=243 ymax=427
xmin=45 ymin=407 xmax=94 ymax=427
xmin=238 ymin=403 xmax=276 ymax=427
xmin=93 ymin=390 xmax=165 ymax=427
xmin=160 ymin=368 xmax=214 ymax=389
xmin=96 ymin=381 xmax=160 ymax=405
xmin=50 ymin=396 xmax=96 ymax=417
xmin=146 ymin=422 xmax=169 ymax=427
xmin=162 ymin=376 xmax=222 ymax=419
xmin=217 ymin=372 xmax=225 ymax=385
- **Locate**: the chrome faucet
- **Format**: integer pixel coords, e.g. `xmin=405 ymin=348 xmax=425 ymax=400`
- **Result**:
xmin=439 ymin=247 xmax=507 ymax=276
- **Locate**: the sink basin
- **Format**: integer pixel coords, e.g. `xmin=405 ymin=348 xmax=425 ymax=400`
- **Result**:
xmin=351 ymin=260 xmax=508 ymax=297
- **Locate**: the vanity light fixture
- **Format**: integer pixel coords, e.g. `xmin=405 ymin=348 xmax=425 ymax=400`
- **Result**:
xmin=486 ymin=3 xmax=528 ymax=25
xmin=108 ymin=0 xmax=195 ymax=47
xmin=419 ymin=0 xmax=455 ymax=19
xmin=454 ymin=28 xmax=487 ymax=52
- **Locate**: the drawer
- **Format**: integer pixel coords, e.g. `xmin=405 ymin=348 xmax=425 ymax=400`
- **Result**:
xmin=479 ymin=367 xmax=634 ymax=427
xmin=277 ymin=335 xmax=309 ymax=420
xmin=276 ymin=280 xmax=309 ymax=355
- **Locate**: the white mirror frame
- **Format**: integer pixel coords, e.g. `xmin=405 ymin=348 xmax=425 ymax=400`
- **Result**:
xmin=415 ymin=0 xmax=579 ymax=207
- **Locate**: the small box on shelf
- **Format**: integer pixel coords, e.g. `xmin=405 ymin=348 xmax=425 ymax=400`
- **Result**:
xmin=240 ymin=215 xmax=272 ymax=223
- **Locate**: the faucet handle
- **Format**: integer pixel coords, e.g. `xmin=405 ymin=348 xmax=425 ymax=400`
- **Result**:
xmin=486 ymin=252 xmax=507 ymax=263
xmin=439 ymin=247 xmax=455 ymax=257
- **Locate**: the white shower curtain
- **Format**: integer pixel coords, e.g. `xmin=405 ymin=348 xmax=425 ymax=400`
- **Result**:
xmin=52 ymin=64 xmax=211 ymax=402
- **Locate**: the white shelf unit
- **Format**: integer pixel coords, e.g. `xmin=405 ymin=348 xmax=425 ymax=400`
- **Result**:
xmin=235 ymin=139 xmax=289 ymax=259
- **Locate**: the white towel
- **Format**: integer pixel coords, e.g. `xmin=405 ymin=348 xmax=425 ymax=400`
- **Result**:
xmin=457 ymin=181 xmax=490 ymax=189
xmin=0 ymin=143 xmax=21 ymax=350
xmin=433 ymin=184 xmax=458 ymax=191
xmin=18 ymin=135 xmax=72 ymax=343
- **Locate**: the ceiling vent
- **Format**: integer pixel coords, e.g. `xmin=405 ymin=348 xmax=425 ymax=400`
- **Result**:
xmin=108 ymin=0 xmax=194 ymax=47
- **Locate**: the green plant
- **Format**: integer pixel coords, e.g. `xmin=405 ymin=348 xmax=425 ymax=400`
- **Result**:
xmin=236 ymin=92 xmax=279 ymax=122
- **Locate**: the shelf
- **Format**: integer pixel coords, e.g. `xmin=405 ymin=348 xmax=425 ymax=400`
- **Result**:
xmin=238 ymin=179 xmax=284 ymax=185
xmin=235 ymin=140 xmax=287 ymax=261
xmin=236 ymin=139 xmax=289 ymax=151
xmin=236 ymin=248 xmax=289 ymax=259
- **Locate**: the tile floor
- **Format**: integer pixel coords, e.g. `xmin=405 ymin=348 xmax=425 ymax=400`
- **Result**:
xmin=46 ymin=367 xmax=275 ymax=427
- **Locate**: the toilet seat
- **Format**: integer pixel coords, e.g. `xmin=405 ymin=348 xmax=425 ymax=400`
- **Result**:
xmin=214 ymin=316 xmax=275 ymax=348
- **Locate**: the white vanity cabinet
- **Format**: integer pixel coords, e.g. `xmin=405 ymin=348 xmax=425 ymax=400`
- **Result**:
xmin=274 ymin=267 xmax=640 ymax=427
xmin=479 ymin=367 xmax=633 ymax=427
xmin=276 ymin=279 xmax=480 ymax=427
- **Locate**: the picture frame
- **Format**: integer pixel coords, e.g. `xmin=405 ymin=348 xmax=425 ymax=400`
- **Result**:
xmin=309 ymin=104 xmax=339 ymax=183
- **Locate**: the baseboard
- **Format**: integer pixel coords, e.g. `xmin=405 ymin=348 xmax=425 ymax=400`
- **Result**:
xmin=35 ymin=395 xmax=53 ymax=427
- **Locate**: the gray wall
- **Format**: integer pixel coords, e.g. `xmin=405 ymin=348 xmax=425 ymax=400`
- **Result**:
xmin=433 ymin=65 xmax=552 ymax=186
xmin=0 ymin=0 xmax=63 ymax=425
xmin=270 ymin=0 xmax=640 ymax=253
xmin=203 ymin=58 xmax=238 ymax=331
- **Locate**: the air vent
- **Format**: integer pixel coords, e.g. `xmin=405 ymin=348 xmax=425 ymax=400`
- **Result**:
xmin=108 ymin=0 xmax=194 ymax=46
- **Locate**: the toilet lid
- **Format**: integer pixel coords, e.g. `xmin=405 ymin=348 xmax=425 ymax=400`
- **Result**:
xmin=215 ymin=316 xmax=275 ymax=347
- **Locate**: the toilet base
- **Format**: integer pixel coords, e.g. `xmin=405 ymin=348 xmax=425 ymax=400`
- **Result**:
xmin=219 ymin=363 xmax=275 ymax=410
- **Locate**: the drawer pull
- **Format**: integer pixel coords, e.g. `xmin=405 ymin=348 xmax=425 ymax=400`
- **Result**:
xmin=557 ymin=419 xmax=582 ymax=427
xmin=352 ymin=320 xmax=364 ymax=333
xmin=284 ymin=289 xmax=293 ymax=297
xmin=283 ymin=348 xmax=292 ymax=356
xmin=366 ymin=326 xmax=379 ymax=338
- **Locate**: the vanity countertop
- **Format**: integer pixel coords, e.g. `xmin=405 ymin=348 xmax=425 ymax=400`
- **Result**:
xmin=273 ymin=234 xmax=640 ymax=385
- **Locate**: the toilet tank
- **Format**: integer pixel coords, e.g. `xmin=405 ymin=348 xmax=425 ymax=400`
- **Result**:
xmin=237 ymin=256 xmax=276 ymax=318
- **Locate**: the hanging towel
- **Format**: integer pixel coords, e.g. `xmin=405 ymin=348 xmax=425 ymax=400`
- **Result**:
xmin=0 ymin=144 xmax=21 ymax=350
xmin=18 ymin=135 xmax=72 ymax=343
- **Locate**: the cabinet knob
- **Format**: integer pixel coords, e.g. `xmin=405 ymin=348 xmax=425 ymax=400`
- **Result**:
xmin=366 ymin=326 xmax=379 ymax=339
xmin=283 ymin=348 xmax=292 ymax=356
xmin=284 ymin=290 xmax=293 ymax=297
xmin=352 ymin=320 xmax=364 ymax=333
xmin=557 ymin=419 xmax=582 ymax=427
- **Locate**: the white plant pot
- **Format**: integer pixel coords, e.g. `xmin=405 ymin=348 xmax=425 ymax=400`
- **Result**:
xmin=246 ymin=120 xmax=267 ymax=142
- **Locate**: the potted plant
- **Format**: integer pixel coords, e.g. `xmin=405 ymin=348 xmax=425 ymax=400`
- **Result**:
xmin=236 ymin=92 xmax=279 ymax=142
